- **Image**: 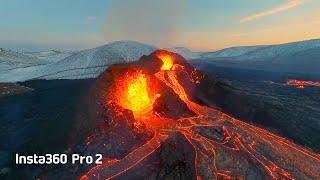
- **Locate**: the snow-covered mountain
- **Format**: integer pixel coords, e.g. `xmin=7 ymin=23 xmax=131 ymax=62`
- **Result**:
xmin=199 ymin=46 xmax=265 ymax=59
xmin=198 ymin=39 xmax=320 ymax=60
xmin=24 ymin=50 xmax=75 ymax=63
xmin=194 ymin=39 xmax=320 ymax=74
xmin=0 ymin=48 xmax=47 ymax=73
xmin=1 ymin=39 xmax=320 ymax=82
xmin=165 ymin=47 xmax=199 ymax=59
xmin=0 ymin=41 xmax=157 ymax=82
xmin=0 ymin=48 xmax=75 ymax=74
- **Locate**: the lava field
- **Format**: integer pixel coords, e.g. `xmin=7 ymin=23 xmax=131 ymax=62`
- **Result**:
xmin=73 ymin=50 xmax=320 ymax=179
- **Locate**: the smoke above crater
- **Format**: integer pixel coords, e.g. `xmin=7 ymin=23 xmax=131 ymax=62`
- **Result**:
xmin=102 ymin=0 xmax=184 ymax=47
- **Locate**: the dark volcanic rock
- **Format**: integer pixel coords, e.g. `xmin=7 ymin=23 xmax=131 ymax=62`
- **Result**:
xmin=113 ymin=132 xmax=196 ymax=179
xmin=0 ymin=83 xmax=32 ymax=97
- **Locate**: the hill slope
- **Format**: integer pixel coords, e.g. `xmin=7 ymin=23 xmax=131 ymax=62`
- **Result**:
xmin=0 ymin=41 xmax=157 ymax=82
xmin=194 ymin=39 xmax=320 ymax=74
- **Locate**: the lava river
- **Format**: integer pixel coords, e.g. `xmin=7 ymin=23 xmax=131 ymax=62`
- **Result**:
xmin=81 ymin=50 xmax=320 ymax=179
xmin=284 ymin=79 xmax=320 ymax=89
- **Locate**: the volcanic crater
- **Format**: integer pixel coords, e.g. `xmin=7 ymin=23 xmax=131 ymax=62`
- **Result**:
xmin=76 ymin=50 xmax=320 ymax=179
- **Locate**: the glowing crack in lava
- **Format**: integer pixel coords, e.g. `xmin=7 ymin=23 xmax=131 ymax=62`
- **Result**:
xmin=285 ymin=79 xmax=320 ymax=89
xmin=115 ymin=70 xmax=159 ymax=117
xmin=156 ymin=51 xmax=173 ymax=70
xmin=82 ymin=51 xmax=320 ymax=179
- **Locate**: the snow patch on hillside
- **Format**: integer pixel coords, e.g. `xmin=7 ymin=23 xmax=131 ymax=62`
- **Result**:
xmin=0 ymin=41 xmax=157 ymax=82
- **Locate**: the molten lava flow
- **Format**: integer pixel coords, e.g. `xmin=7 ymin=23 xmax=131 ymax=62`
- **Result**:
xmin=83 ymin=56 xmax=320 ymax=179
xmin=126 ymin=73 xmax=151 ymax=113
xmin=116 ymin=70 xmax=159 ymax=117
xmin=156 ymin=51 xmax=173 ymax=70
xmin=285 ymin=79 xmax=320 ymax=89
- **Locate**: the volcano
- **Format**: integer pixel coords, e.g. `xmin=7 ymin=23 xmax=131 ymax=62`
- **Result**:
xmin=77 ymin=50 xmax=320 ymax=179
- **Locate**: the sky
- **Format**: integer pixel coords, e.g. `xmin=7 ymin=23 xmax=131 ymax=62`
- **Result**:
xmin=0 ymin=0 xmax=319 ymax=51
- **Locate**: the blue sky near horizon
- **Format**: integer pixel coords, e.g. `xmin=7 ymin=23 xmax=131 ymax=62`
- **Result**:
xmin=0 ymin=0 xmax=319 ymax=51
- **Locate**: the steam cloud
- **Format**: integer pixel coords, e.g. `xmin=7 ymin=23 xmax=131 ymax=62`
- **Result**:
xmin=102 ymin=0 xmax=184 ymax=47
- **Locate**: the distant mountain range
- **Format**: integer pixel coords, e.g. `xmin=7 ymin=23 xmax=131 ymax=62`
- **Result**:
xmin=0 ymin=39 xmax=319 ymax=82
xmin=0 ymin=48 xmax=74 ymax=74
xmin=192 ymin=39 xmax=320 ymax=74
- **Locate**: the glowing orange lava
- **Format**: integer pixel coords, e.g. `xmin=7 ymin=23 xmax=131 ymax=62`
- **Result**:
xmin=83 ymin=55 xmax=320 ymax=179
xmin=156 ymin=52 xmax=174 ymax=70
xmin=285 ymin=79 xmax=320 ymax=89
xmin=116 ymin=71 xmax=159 ymax=117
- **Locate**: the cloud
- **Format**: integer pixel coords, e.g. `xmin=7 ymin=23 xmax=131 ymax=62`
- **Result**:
xmin=83 ymin=16 xmax=97 ymax=25
xmin=240 ymin=0 xmax=305 ymax=23
xmin=308 ymin=19 xmax=320 ymax=25
xmin=87 ymin=16 xmax=96 ymax=21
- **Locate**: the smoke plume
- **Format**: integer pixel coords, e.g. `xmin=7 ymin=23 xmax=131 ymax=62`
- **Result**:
xmin=102 ymin=0 xmax=184 ymax=47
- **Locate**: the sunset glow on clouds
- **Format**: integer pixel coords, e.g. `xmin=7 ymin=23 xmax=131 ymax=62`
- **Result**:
xmin=239 ymin=0 xmax=306 ymax=23
xmin=0 ymin=0 xmax=319 ymax=51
